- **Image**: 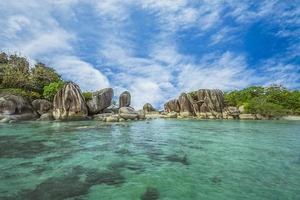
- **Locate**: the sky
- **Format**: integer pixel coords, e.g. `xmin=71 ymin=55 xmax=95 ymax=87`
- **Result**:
xmin=0 ymin=0 xmax=299 ymax=109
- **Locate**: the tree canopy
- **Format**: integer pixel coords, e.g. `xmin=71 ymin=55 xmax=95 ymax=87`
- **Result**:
xmin=224 ymin=85 xmax=300 ymax=117
xmin=0 ymin=52 xmax=63 ymax=101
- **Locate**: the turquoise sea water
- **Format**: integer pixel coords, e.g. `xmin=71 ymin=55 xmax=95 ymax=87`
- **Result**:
xmin=0 ymin=119 xmax=299 ymax=200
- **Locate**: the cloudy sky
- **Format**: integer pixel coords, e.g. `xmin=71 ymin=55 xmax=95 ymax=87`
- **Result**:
xmin=0 ymin=0 xmax=299 ymax=108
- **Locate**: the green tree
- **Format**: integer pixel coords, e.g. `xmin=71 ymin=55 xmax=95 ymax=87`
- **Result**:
xmin=43 ymin=81 xmax=64 ymax=101
xmin=1 ymin=64 xmax=30 ymax=89
xmin=30 ymin=62 xmax=61 ymax=93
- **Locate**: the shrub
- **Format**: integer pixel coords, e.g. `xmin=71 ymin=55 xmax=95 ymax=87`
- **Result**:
xmin=43 ymin=81 xmax=64 ymax=101
xmin=188 ymin=91 xmax=198 ymax=101
xmin=30 ymin=62 xmax=61 ymax=93
xmin=82 ymin=92 xmax=93 ymax=101
xmin=0 ymin=88 xmax=41 ymax=100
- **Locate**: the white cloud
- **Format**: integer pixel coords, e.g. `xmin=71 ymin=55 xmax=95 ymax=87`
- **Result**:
xmin=52 ymin=56 xmax=109 ymax=91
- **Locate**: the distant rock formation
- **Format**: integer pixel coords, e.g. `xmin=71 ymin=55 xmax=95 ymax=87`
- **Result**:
xmin=164 ymin=89 xmax=229 ymax=119
xmin=119 ymin=91 xmax=131 ymax=108
xmin=0 ymin=94 xmax=38 ymax=122
xmin=178 ymin=93 xmax=194 ymax=117
xmin=143 ymin=103 xmax=156 ymax=113
xmin=52 ymin=82 xmax=88 ymax=120
xmin=164 ymin=99 xmax=180 ymax=113
xmin=86 ymin=88 xmax=113 ymax=114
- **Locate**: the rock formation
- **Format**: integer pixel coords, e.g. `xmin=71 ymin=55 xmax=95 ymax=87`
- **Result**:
xmin=32 ymin=99 xmax=53 ymax=115
xmin=86 ymin=88 xmax=113 ymax=114
xmin=164 ymin=99 xmax=180 ymax=113
xmin=164 ymin=89 xmax=226 ymax=119
xmin=223 ymin=106 xmax=240 ymax=119
xmin=52 ymin=82 xmax=88 ymax=120
xmin=119 ymin=107 xmax=139 ymax=120
xmin=0 ymin=94 xmax=37 ymax=122
xmin=119 ymin=91 xmax=131 ymax=108
xmin=143 ymin=103 xmax=156 ymax=113
xmin=178 ymin=93 xmax=194 ymax=117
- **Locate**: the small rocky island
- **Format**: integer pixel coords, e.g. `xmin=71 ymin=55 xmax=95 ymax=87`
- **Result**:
xmin=0 ymin=81 xmax=271 ymax=123
xmin=0 ymin=52 xmax=299 ymax=123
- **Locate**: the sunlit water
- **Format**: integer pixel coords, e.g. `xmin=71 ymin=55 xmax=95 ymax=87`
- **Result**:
xmin=0 ymin=119 xmax=299 ymax=200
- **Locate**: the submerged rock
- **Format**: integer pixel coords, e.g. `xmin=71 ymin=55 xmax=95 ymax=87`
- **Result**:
xmin=0 ymin=94 xmax=38 ymax=122
xmin=86 ymin=88 xmax=113 ymax=115
xmin=141 ymin=187 xmax=159 ymax=200
xmin=165 ymin=154 xmax=189 ymax=165
xmin=119 ymin=91 xmax=131 ymax=108
xmin=52 ymin=82 xmax=88 ymax=120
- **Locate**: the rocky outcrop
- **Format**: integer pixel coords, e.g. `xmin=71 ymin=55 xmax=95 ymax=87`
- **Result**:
xmin=164 ymin=99 xmax=180 ymax=113
xmin=178 ymin=93 xmax=194 ymax=117
xmin=119 ymin=91 xmax=131 ymax=108
xmin=103 ymin=105 xmax=119 ymax=114
xmin=52 ymin=82 xmax=88 ymax=120
xmin=239 ymin=114 xmax=256 ymax=120
xmin=86 ymin=88 xmax=113 ymax=114
xmin=32 ymin=99 xmax=53 ymax=115
xmin=137 ymin=110 xmax=146 ymax=119
xmin=164 ymin=89 xmax=226 ymax=119
xmin=0 ymin=94 xmax=37 ymax=122
xmin=143 ymin=103 xmax=156 ymax=113
xmin=119 ymin=107 xmax=138 ymax=120
xmin=166 ymin=111 xmax=178 ymax=118
xmin=223 ymin=106 xmax=240 ymax=119
xmin=196 ymin=89 xmax=225 ymax=119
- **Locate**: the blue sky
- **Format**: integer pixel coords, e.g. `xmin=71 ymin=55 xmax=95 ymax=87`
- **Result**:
xmin=0 ymin=0 xmax=299 ymax=108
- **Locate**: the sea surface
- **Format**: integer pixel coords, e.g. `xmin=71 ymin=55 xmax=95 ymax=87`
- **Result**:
xmin=0 ymin=119 xmax=299 ymax=200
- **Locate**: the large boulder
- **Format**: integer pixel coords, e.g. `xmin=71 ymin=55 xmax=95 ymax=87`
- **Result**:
xmin=86 ymin=88 xmax=113 ymax=114
xmin=119 ymin=91 xmax=131 ymax=108
xmin=0 ymin=94 xmax=37 ymax=122
xmin=178 ymin=93 xmax=194 ymax=117
xmin=103 ymin=106 xmax=119 ymax=114
xmin=32 ymin=99 xmax=53 ymax=115
xmin=52 ymin=82 xmax=88 ymax=120
xmin=119 ymin=107 xmax=138 ymax=120
xmin=194 ymin=89 xmax=225 ymax=119
xmin=164 ymin=99 xmax=180 ymax=113
xmin=223 ymin=106 xmax=240 ymax=119
xmin=143 ymin=103 xmax=156 ymax=113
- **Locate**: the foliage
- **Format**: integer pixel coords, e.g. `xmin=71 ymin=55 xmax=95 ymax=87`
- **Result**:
xmin=82 ymin=92 xmax=93 ymax=101
xmin=188 ymin=91 xmax=198 ymax=100
xmin=225 ymin=85 xmax=300 ymax=117
xmin=30 ymin=62 xmax=61 ymax=93
xmin=1 ymin=64 xmax=30 ymax=89
xmin=0 ymin=88 xmax=41 ymax=100
xmin=43 ymin=81 xmax=64 ymax=101
xmin=0 ymin=52 xmax=63 ymax=101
